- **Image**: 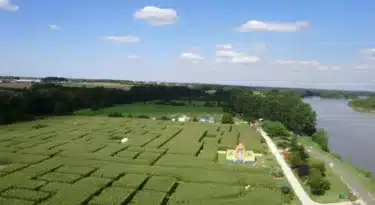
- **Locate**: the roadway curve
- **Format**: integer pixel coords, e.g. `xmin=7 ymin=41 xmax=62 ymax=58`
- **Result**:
xmin=258 ymin=128 xmax=365 ymax=205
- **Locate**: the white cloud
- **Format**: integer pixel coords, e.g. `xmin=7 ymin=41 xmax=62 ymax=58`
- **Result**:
xmin=102 ymin=36 xmax=140 ymax=44
xmin=127 ymin=55 xmax=140 ymax=59
xmin=180 ymin=52 xmax=204 ymax=63
xmin=48 ymin=24 xmax=61 ymax=31
xmin=134 ymin=6 xmax=178 ymax=26
xmin=361 ymin=48 xmax=375 ymax=60
xmin=0 ymin=0 xmax=18 ymax=11
xmin=216 ymin=44 xmax=259 ymax=64
xmin=237 ymin=20 xmax=309 ymax=32
xmin=275 ymin=60 xmax=320 ymax=66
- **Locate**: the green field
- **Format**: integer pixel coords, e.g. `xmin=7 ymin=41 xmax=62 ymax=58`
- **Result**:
xmin=75 ymin=103 xmax=223 ymax=118
xmin=0 ymin=116 xmax=296 ymax=205
xmin=63 ymin=82 xmax=133 ymax=89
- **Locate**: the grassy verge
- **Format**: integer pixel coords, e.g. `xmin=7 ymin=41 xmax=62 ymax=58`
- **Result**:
xmin=298 ymin=136 xmax=375 ymax=195
xmin=296 ymin=158 xmax=351 ymax=203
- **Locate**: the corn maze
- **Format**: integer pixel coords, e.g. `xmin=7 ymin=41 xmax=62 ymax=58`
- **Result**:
xmin=0 ymin=116 xmax=293 ymax=205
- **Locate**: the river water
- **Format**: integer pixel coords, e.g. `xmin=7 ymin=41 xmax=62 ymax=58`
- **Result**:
xmin=304 ymin=98 xmax=375 ymax=176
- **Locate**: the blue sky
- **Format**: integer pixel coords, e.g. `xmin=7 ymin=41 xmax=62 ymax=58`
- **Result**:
xmin=1 ymin=0 xmax=375 ymax=90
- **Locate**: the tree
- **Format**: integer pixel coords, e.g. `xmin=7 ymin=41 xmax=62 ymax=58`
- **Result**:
xmin=221 ymin=113 xmax=234 ymax=124
xmin=308 ymin=168 xmax=331 ymax=195
xmin=312 ymin=129 xmax=330 ymax=152
xmin=309 ymin=159 xmax=326 ymax=176
xmin=261 ymin=121 xmax=289 ymax=138
xmin=289 ymin=152 xmax=303 ymax=168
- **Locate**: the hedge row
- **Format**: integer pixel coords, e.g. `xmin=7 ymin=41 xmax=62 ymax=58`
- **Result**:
xmin=0 ymin=197 xmax=34 ymax=205
xmin=38 ymin=172 xmax=82 ymax=183
xmin=142 ymin=176 xmax=176 ymax=192
xmin=39 ymin=177 xmax=111 ymax=205
xmin=112 ymin=174 xmax=149 ymax=189
xmin=55 ymin=165 xmax=96 ymax=176
xmin=0 ymin=188 xmax=50 ymax=202
xmin=89 ymin=187 xmax=135 ymax=205
xmin=129 ymin=190 xmax=166 ymax=205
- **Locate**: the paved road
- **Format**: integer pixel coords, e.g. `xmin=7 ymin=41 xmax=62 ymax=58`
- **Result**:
xmin=306 ymin=147 xmax=375 ymax=205
xmin=258 ymin=128 xmax=364 ymax=205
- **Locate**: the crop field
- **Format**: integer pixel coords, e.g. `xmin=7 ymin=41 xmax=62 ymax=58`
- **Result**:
xmin=0 ymin=83 xmax=31 ymax=89
xmin=74 ymin=104 xmax=223 ymax=118
xmin=63 ymin=82 xmax=133 ymax=89
xmin=0 ymin=116 xmax=294 ymax=205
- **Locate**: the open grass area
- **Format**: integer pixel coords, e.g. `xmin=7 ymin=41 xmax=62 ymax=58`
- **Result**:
xmin=298 ymin=136 xmax=375 ymax=196
xmin=75 ymin=103 xmax=223 ymax=118
xmin=0 ymin=116 xmax=297 ymax=205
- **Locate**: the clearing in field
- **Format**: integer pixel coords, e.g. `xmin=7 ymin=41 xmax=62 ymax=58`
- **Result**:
xmin=0 ymin=116 xmax=295 ymax=205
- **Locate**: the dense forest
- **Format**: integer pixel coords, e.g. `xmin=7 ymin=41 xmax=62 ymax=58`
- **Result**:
xmin=223 ymin=89 xmax=316 ymax=136
xmin=0 ymin=84 xmax=217 ymax=125
xmin=1 ymin=83 xmax=316 ymax=137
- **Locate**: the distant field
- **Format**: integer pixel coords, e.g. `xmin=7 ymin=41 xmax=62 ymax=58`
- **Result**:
xmin=0 ymin=116 xmax=295 ymax=205
xmin=0 ymin=83 xmax=31 ymax=89
xmin=63 ymin=82 xmax=133 ymax=89
xmin=75 ymin=103 xmax=223 ymax=118
xmin=0 ymin=82 xmax=133 ymax=90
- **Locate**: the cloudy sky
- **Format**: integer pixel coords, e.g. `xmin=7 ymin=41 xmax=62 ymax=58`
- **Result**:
xmin=1 ymin=0 xmax=375 ymax=90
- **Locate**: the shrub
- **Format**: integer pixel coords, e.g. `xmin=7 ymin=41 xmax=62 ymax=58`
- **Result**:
xmin=261 ymin=121 xmax=289 ymax=138
xmin=1 ymin=188 xmax=50 ymax=202
xmin=160 ymin=116 xmax=170 ymax=120
xmin=312 ymin=129 xmax=330 ymax=152
xmin=221 ymin=113 xmax=234 ymax=124
xmin=108 ymin=112 xmax=124 ymax=117
xmin=32 ymin=124 xmax=48 ymax=129
xmin=89 ymin=187 xmax=135 ymax=205
xmin=307 ymin=168 xmax=331 ymax=195
xmin=136 ymin=115 xmax=150 ymax=119
xmin=130 ymin=190 xmax=166 ymax=205
xmin=112 ymin=174 xmax=149 ymax=189
xmin=142 ymin=176 xmax=176 ymax=192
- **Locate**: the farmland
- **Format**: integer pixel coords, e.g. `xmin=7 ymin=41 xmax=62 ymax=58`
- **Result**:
xmin=74 ymin=103 xmax=223 ymax=118
xmin=0 ymin=116 xmax=296 ymax=205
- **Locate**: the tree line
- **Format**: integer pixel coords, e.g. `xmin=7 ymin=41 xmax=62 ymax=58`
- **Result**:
xmin=0 ymin=84 xmax=211 ymax=125
xmin=224 ymin=89 xmax=317 ymax=136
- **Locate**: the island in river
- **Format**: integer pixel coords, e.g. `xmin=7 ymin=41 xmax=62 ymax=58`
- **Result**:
xmin=348 ymin=96 xmax=375 ymax=113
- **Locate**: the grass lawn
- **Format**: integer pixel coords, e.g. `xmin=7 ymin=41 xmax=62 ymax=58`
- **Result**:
xmin=0 ymin=116 xmax=298 ymax=205
xmin=74 ymin=103 xmax=223 ymax=118
xmin=298 ymin=136 xmax=375 ymax=196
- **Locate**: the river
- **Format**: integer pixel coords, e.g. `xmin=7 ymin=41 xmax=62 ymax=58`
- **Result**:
xmin=305 ymin=98 xmax=375 ymax=176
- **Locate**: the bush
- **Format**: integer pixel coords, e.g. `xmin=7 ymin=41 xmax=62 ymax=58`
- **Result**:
xmin=308 ymin=168 xmax=331 ymax=195
xmin=312 ymin=129 xmax=330 ymax=152
xmin=192 ymin=117 xmax=198 ymax=122
xmin=108 ymin=112 xmax=124 ymax=117
xmin=160 ymin=116 xmax=170 ymax=121
xmin=32 ymin=124 xmax=48 ymax=129
xmin=261 ymin=121 xmax=289 ymax=138
xmin=309 ymin=159 xmax=326 ymax=176
xmin=221 ymin=113 xmax=234 ymax=124
xmin=136 ymin=115 xmax=150 ymax=119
